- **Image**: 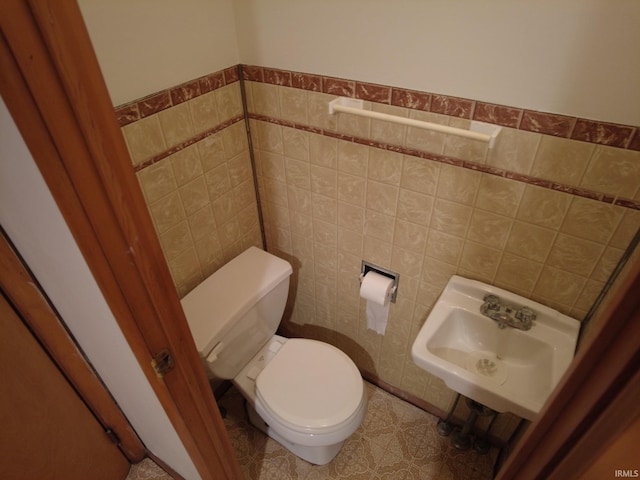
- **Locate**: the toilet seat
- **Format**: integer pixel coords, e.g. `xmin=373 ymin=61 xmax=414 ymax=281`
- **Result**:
xmin=255 ymin=338 xmax=364 ymax=435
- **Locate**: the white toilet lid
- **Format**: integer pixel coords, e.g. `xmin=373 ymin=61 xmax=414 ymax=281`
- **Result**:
xmin=255 ymin=339 xmax=363 ymax=431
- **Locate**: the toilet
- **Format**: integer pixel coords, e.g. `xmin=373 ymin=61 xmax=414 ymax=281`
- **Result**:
xmin=181 ymin=246 xmax=367 ymax=465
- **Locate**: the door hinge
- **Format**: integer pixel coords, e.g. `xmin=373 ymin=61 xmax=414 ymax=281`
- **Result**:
xmin=151 ymin=349 xmax=175 ymax=378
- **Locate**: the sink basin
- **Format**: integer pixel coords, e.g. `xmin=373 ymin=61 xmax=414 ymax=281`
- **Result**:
xmin=411 ymin=276 xmax=580 ymax=420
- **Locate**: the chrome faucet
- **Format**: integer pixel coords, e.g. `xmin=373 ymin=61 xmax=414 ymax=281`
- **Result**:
xmin=480 ymin=294 xmax=536 ymax=331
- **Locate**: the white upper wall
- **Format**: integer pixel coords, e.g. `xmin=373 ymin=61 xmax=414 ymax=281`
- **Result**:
xmin=78 ymin=0 xmax=240 ymax=106
xmin=233 ymin=0 xmax=640 ymax=126
xmin=79 ymin=0 xmax=639 ymax=124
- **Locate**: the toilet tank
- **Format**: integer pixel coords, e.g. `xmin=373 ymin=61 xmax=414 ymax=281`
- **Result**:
xmin=181 ymin=247 xmax=293 ymax=380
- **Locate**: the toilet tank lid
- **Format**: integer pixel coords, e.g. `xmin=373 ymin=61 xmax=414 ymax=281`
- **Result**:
xmin=180 ymin=247 xmax=292 ymax=356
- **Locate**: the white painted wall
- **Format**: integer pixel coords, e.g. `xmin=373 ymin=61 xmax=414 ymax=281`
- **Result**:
xmin=233 ymin=0 xmax=640 ymax=126
xmin=79 ymin=0 xmax=640 ymax=125
xmin=0 ymin=98 xmax=201 ymax=480
xmin=78 ymin=0 xmax=240 ymax=106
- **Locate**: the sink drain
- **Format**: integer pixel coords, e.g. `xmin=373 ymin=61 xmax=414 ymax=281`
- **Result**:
xmin=465 ymin=353 xmax=508 ymax=385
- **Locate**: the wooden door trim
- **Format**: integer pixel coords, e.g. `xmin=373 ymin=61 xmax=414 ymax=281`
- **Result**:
xmin=0 ymin=230 xmax=145 ymax=462
xmin=0 ymin=1 xmax=242 ymax=479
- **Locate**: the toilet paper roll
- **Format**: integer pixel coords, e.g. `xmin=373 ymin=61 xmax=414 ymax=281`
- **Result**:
xmin=360 ymin=271 xmax=394 ymax=335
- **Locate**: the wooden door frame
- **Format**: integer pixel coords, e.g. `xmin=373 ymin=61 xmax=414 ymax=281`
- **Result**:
xmin=0 ymin=1 xmax=637 ymax=479
xmin=0 ymin=1 xmax=242 ymax=479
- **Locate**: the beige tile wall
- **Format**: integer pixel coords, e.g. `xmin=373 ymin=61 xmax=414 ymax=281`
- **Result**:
xmin=119 ymin=69 xmax=640 ymax=441
xmin=121 ymin=82 xmax=263 ymax=296
xmin=246 ymin=80 xmax=640 ymax=438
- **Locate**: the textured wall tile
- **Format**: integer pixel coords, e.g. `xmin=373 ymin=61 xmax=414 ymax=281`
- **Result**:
xmin=404 ymin=111 xmax=447 ymax=154
xmin=505 ymin=221 xmax=555 ymax=263
xmin=227 ymin=151 xmax=252 ymax=187
xmin=393 ymin=219 xmax=428 ymax=254
xmin=212 ymin=193 xmax=237 ymax=226
xmin=363 ymin=236 xmax=393 ymax=268
xmin=534 ymin=266 xmax=586 ymax=307
xmin=609 ymin=209 xmax=640 ymax=249
xmin=400 ymin=156 xmax=439 ymax=195
xmin=364 ymin=210 xmax=395 ymax=243
xmin=580 ymin=146 xmax=640 ymax=198
xmin=459 ymin=241 xmax=501 ymax=278
xmin=149 ymin=191 xmax=185 ymax=234
xmin=307 ymin=92 xmax=338 ymax=130
xmin=366 ymin=180 xmax=399 ymax=216
xmin=530 ymin=136 xmax=593 ymax=186
xmin=137 ymin=158 xmax=177 ymax=204
xmin=222 ymin=121 xmax=249 ymax=157
xmin=251 ymin=82 xmax=281 ymax=117
xmin=215 ymin=83 xmax=243 ymax=123
xmin=467 ymin=210 xmax=513 ymax=250
xmin=494 ymin=253 xmax=542 ymax=294
xmin=430 ymin=199 xmax=471 ymax=237
xmin=311 ymin=165 xmax=338 ymax=198
xmin=285 ymin=157 xmax=311 ymax=190
xmin=436 ymin=164 xmax=481 ymax=206
xmin=338 ymin=228 xmax=363 ymax=256
xmin=188 ymin=91 xmax=219 ymax=134
xmin=287 ymin=185 xmax=312 ymax=215
xmin=487 ymin=128 xmax=541 ymax=175
xmin=516 ymin=185 xmax=572 ymax=229
xmin=197 ymin=132 xmax=227 ymax=171
xmin=338 ymin=140 xmax=368 ymax=176
xmin=179 ymin=177 xmax=209 ymax=216
xmin=282 ymin=127 xmax=310 ymax=162
xmin=370 ymin=104 xmax=408 ymax=146
xmin=546 ymin=233 xmax=604 ymax=277
xmin=396 ymin=189 xmax=434 ymax=226
xmin=338 ymin=172 xmax=366 ymax=207
xmin=205 ymin=164 xmax=232 ymax=200
xmin=475 ymin=174 xmax=525 ymax=217
xmin=425 ymin=230 xmax=463 ymax=266
xmin=279 ymin=86 xmax=308 ymax=125
xmin=168 ymin=248 xmax=202 ymax=297
xmin=123 ymin=115 xmax=167 ymax=165
xmin=128 ymin=66 xmax=640 ymax=434
xmin=188 ymin=205 xmax=216 ymax=242
xmin=590 ymin=246 xmax=624 ymax=283
xmin=338 ymin=202 xmax=365 ymax=232
xmin=159 ymin=220 xmax=192 ymax=261
xmin=158 ymin=103 xmax=194 ymax=148
xmin=255 ymin=121 xmax=283 ymax=154
xmin=561 ymin=197 xmax=623 ymax=244
xmin=311 ymin=193 xmax=338 ymax=224
xmin=368 ymin=149 xmax=403 ymax=186
xmin=261 ymin=151 xmax=286 ymax=182
xmin=310 ymin=134 xmax=338 ymax=169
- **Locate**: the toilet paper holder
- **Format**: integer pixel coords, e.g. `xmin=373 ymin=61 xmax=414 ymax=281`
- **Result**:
xmin=359 ymin=261 xmax=399 ymax=304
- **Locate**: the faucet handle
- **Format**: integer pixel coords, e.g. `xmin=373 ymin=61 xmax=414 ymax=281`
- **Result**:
xmin=482 ymin=294 xmax=501 ymax=311
xmin=516 ymin=306 xmax=536 ymax=325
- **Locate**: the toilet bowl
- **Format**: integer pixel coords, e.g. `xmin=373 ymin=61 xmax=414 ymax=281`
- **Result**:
xmin=181 ymin=247 xmax=367 ymax=465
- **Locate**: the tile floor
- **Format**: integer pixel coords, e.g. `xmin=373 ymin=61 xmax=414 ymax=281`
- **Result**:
xmin=220 ymin=381 xmax=498 ymax=480
xmin=126 ymin=458 xmax=174 ymax=480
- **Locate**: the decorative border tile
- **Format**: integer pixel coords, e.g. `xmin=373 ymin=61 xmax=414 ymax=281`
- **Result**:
xmin=242 ymin=64 xmax=640 ymax=151
xmin=116 ymin=64 xmax=640 ymax=210
xmin=115 ymin=66 xmax=240 ymax=127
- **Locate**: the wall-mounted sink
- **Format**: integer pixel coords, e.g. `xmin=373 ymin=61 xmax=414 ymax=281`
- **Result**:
xmin=411 ymin=276 xmax=580 ymax=420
